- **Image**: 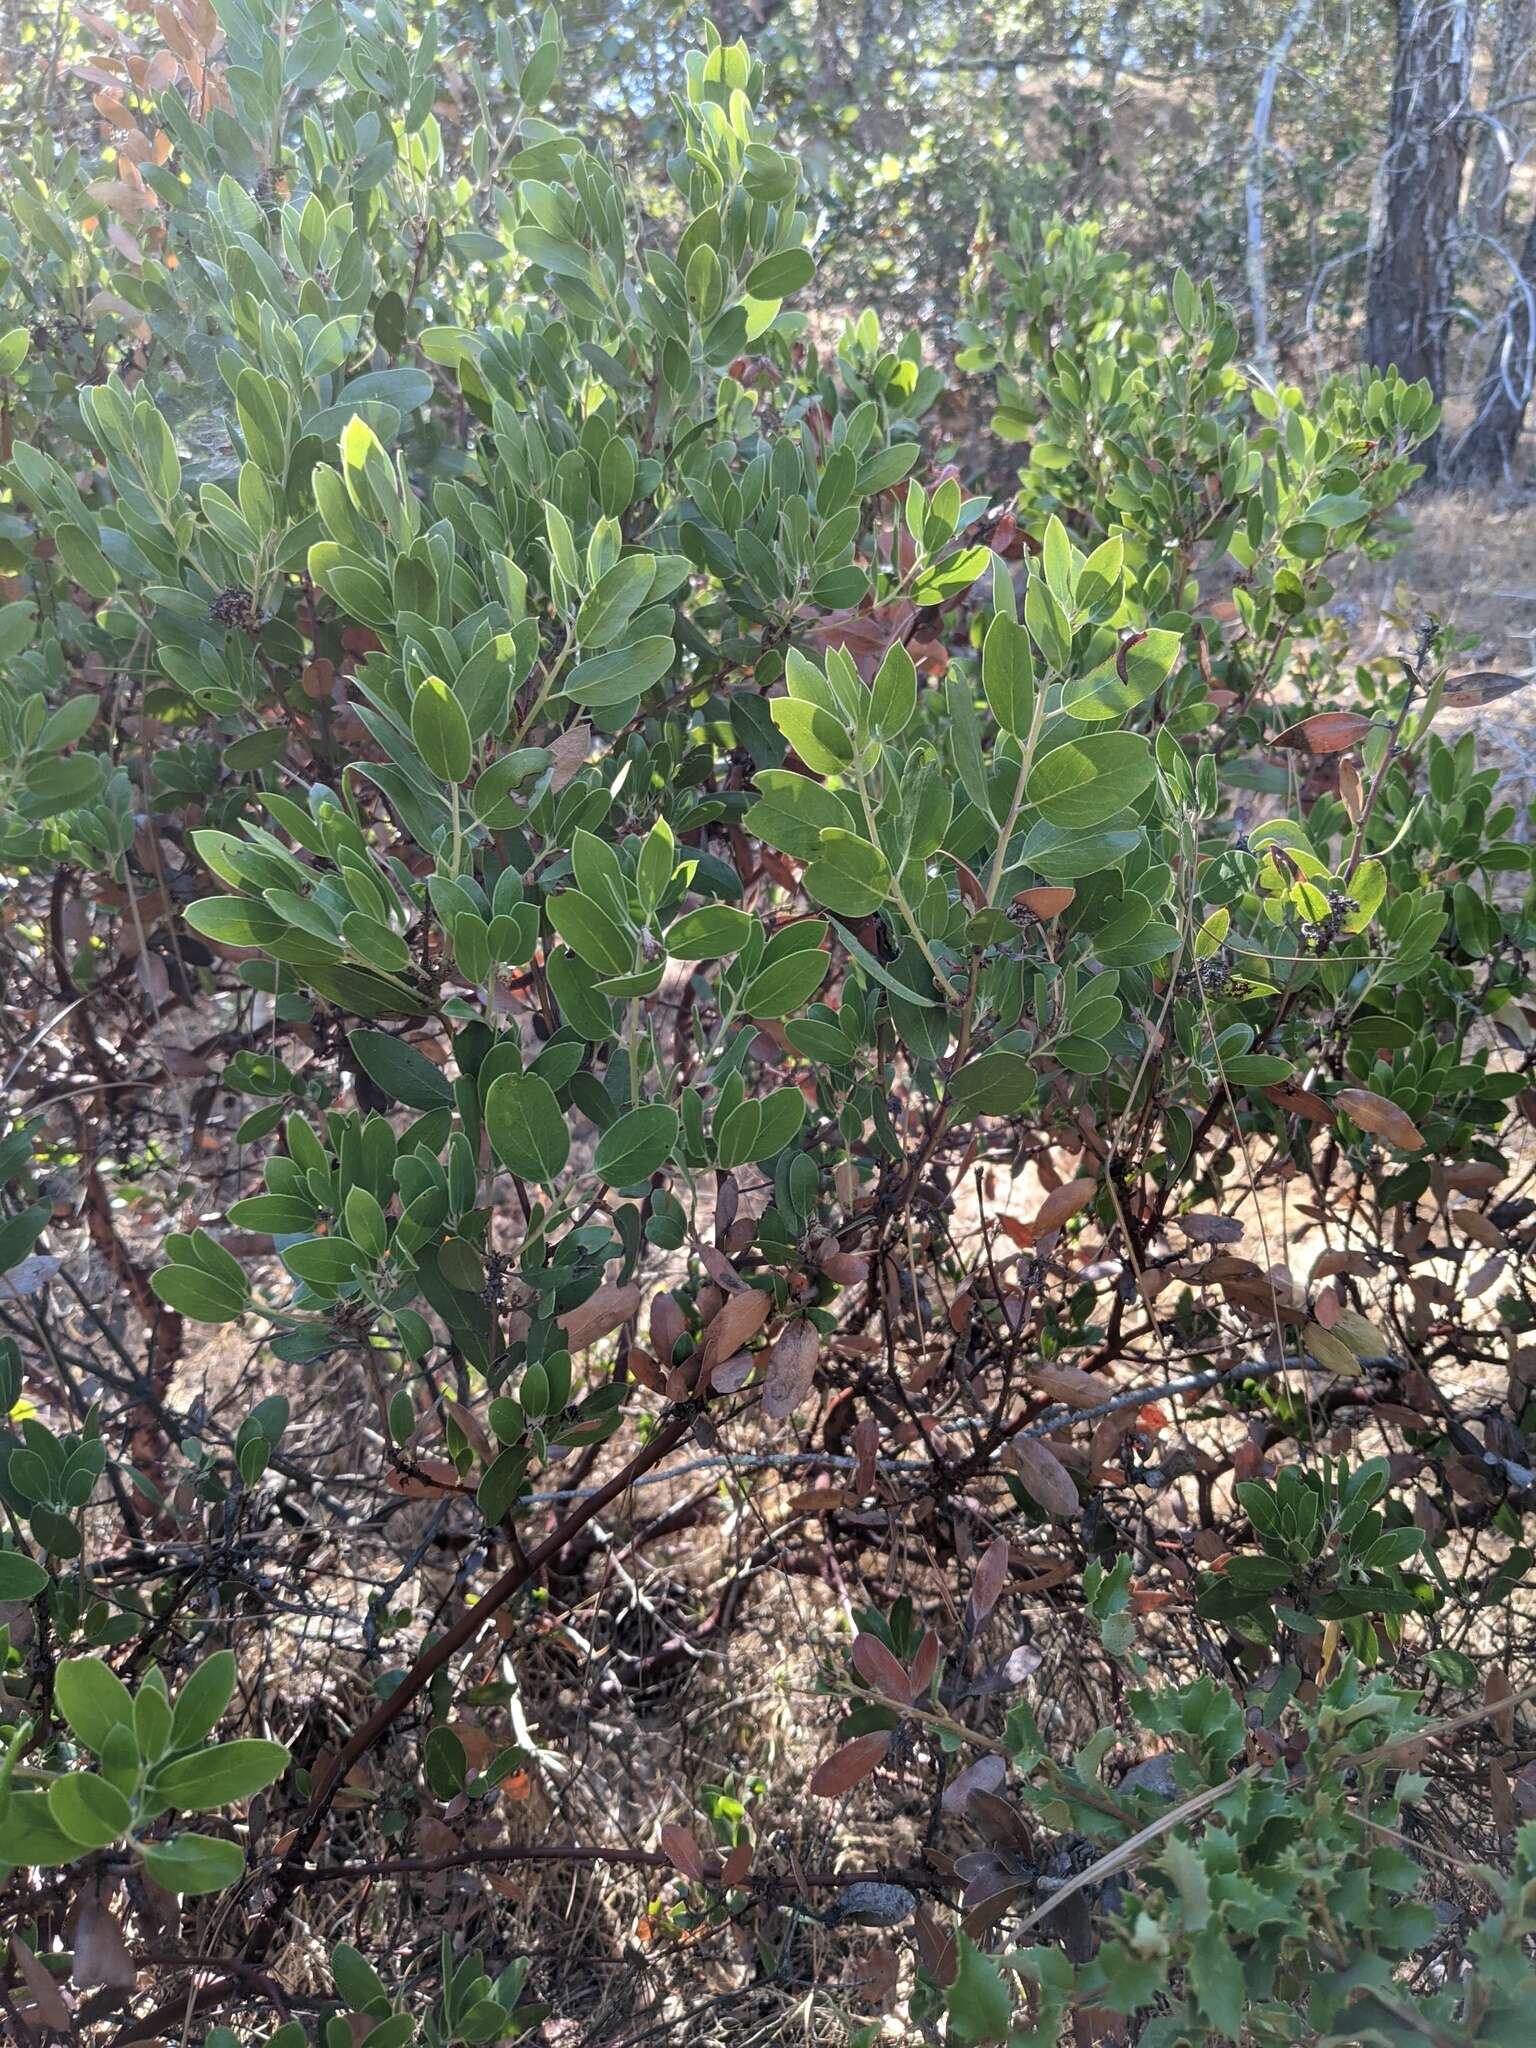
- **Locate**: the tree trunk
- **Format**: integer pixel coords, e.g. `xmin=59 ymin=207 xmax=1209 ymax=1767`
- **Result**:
xmin=1448 ymin=205 xmax=1536 ymax=483
xmin=1363 ymin=0 xmax=1472 ymax=480
xmin=1246 ymin=0 xmax=1319 ymax=378
xmin=1466 ymin=0 xmax=1534 ymax=238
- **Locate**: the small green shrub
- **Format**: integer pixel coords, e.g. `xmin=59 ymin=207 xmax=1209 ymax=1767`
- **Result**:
xmin=0 ymin=7 xmax=1533 ymax=2043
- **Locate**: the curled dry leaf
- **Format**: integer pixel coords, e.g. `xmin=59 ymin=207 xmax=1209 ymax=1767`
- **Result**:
xmin=1272 ymin=710 xmax=1379 ymax=754
xmin=966 ymin=1643 xmax=1043 ymax=1698
xmin=967 ymin=1534 xmax=1011 ymax=1626
xmin=942 ymin=1753 xmax=1009 ymax=1816
xmin=561 ymin=1281 xmax=641 ymax=1352
xmin=1028 ymin=1363 xmax=1111 ymax=1410
xmin=71 ymin=1898 xmax=136 ymax=1990
xmin=809 ymin=1728 xmax=892 ymax=1797
xmin=852 ymin=1413 xmax=880 ymax=1494
xmin=851 ymin=1631 xmax=915 ymax=1704
xmin=659 ymin=1823 xmax=707 ymax=1881
xmin=1453 ymin=1206 xmax=1509 ymax=1251
xmin=1033 ymin=1177 xmax=1097 ymax=1236
xmin=1176 ymin=1212 xmax=1245 ymax=1245
xmin=909 ymin=1626 xmax=941 ymax=1696
xmin=1264 ymin=1080 xmax=1332 ymax=1122
xmin=1439 ymin=669 xmax=1533 ymax=710
xmin=1334 ymin=1088 xmax=1424 ymax=1151
xmin=708 ymin=1349 xmax=755 ymax=1393
xmin=11 ymin=1937 xmax=72 ymax=2030
xmin=1004 ymin=1437 xmax=1081 ymax=1517
xmin=700 ymin=1285 xmax=771 ymax=1371
xmin=1013 ymin=885 xmax=1075 ymax=920
xmin=650 ymin=1289 xmax=686 ymax=1365
xmin=762 ymin=1317 xmax=820 ymax=1419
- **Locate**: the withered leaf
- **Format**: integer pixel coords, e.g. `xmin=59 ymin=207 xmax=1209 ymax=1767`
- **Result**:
xmin=700 ymin=1286 xmax=770 ymax=1371
xmin=965 ymin=1643 xmax=1043 ymax=1698
xmin=762 ymin=1317 xmax=820 ymax=1419
xmin=1033 ymin=1177 xmax=1097 ymax=1236
xmin=851 ymin=1631 xmax=914 ymax=1704
xmin=1272 ymin=710 xmax=1379 ymax=754
xmin=659 ymin=1823 xmax=707 ymax=1880
xmin=561 ymin=1281 xmax=641 ymax=1352
xmin=942 ymin=1752 xmax=1008 ymax=1814
xmin=1004 ymin=1437 xmax=1080 ymax=1517
xmin=1013 ymin=885 xmax=1075 ymax=920
xmin=809 ymin=1729 xmax=891 ymax=1797
xmin=1439 ymin=669 xmax=1533 ymax=710
xmin=71 ymin=1900 xmax=136 ymax=1990
xmin=1176 ymin=1212 xmax=1245 ymax=1244
xmin=1028 ymin=1363 xmax=1110 ymax=1409
xmin=1335 ymin=1088 xmax=1424 ymax=1151
xmin=967 ymin=1534 xmax=1011 ymax=1625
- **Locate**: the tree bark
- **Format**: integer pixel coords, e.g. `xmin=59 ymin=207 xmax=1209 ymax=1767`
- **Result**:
xmin=1448 ymin=205 xmax=1536 ymax=483
xmin=1363 ymin=0 xmax=1472 ymax=480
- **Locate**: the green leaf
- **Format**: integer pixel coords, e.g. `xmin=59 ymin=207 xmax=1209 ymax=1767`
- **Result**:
xmin=870 ymin=642 xmax=917 ymax=739
xmin=743 ymin=247 xmax=814 ymax=300
xmin=576 ymin=556 xmax=655 ymax=648
xmin=151 ymin=1263 xmax=249 ymax=1323
xmin=663 ymin=904 xmax=755 ymax=959
xmin=348 ymin=1030 xmax=453 ymax=1111
xmin=53 ymin=1658 xmax=135 ymax=1754
xmin=8 ymin=1789 xmax=82 ymax=1865
xmin=741 ymin=948 xmax=831 ymax=1018
xmin=141 ymin=1832 xmax=247 ymax=1895
xmin=0 ymin=1201 xmax=49 ymax=1278
xmin=1026 ymin=732 xmax=1155 ymax=827
xmin=171 ymin=1651 xmax=237 ymax=1749
xmin=281 ymin=1236 xmax=371 ymax=1285
xmin=944 ymin=1933 xmax=1014 ymax=2044
xmin=746 ymin=771 xmax=856 ymax=859
xmin=947 ymin=1049 xmax=1038 ymax=1119
xmin=912 ymin=545 xmax=990 ymax=605
xmin=411 ymin=677 xmax=473 ymax=783
xmin=769 ymin=696 xmax=854 ymax=774
xmin=803 ymin=829 xmax=891 ymax=916
xmin=593 ymin=1104 xmax=679 ymax=1185
xmin=982 ymin=612 xmax=1034 ymax=739
xmin=48 ymin=1772 xmax=132 ymax=1849
xmin=945 ymin=674 xmax=994 ymax=821
xmin=184 ymin=896 xmax=290 ymax=948
xmin=565 ymin=635 xmax=675 ymax=707
xmin=0 ymin=326 xmax=30 ymax=376
xmin=547 ymin=892 xmax=633 ymax=978
xmin=486 ymin=1072 xmax=570 ymax=1185
xmin=152 ymin=1739 xmax=290 ymax=1810
xmin=0 ymin=1551 xmax=48 ymax=1600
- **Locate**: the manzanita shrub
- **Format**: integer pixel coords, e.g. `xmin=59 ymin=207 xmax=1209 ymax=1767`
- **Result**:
xmin=0 ymin=5 xmax=1534 ymax=2043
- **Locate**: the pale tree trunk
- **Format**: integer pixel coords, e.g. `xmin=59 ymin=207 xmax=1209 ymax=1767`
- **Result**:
xmin=1246 ymin=0 xmax=1319 ymax=378
xmin=1448 ymin=205 xmax=1536 ymax=482
xmin=1466 ymin=0 xmax=1534 ymax=237
xmin=1364 ymin=0 xmax=1473 ymax=480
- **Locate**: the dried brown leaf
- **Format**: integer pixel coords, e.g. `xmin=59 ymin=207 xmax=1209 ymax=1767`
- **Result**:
xmin=1272 ymin=710 xmax=1379 ymax=754
xmin=762 ymin=1318 xmax=820 ymax=1419
xmin=851 ymin=1632 xmax=914 ymax=1704
xmin=1004 ymin=1437 xmax=1080 ymax=1517
xmin=1335 ymin=1088 xmax=1424 ymax=1151
xmin=1440 ymin=669 xmax=1533 ymax=709
xmin=809 ymin=1729 xmax=891 ymax=1797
